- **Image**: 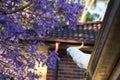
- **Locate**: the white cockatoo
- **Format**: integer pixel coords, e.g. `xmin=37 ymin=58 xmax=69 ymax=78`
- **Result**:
xmin=66 ymin=42 xmax=91 ymax=69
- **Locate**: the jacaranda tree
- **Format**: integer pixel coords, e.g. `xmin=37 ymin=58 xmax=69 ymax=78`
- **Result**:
xmin=0 ymin=0 xmax=83 ymax=79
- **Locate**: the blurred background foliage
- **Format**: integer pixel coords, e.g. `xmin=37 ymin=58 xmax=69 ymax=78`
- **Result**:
xmin=79 ymin=0 xmax=110 ymax=23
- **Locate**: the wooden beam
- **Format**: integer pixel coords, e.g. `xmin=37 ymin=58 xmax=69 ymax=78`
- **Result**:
xmin=109 ymin=59 xmax=120 ymax=80
xmin=87 ymin=0 xmax=120 ymax=80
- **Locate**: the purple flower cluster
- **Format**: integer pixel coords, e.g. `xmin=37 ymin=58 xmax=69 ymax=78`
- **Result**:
xmin=46 ymin=51 xmax=60 ymax=69
xmin=27 ymin=71 xmax=40 ymax=80
xmin=0 ymin=0 xmax=83 ymax=79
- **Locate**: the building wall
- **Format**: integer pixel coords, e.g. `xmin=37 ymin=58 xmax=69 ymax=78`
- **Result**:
xmin=47 ymin=69 xmax=56 ymax=80
xmin=47 ymin=50 xmax=85 ymax=80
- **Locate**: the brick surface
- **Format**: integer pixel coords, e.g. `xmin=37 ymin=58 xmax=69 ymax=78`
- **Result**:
xmin=47 ymin=51 xmax=85 ymax=80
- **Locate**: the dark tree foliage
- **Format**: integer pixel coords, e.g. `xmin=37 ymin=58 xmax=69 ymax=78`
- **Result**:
xmin=0 ymin=0 xmax=83 ymax=79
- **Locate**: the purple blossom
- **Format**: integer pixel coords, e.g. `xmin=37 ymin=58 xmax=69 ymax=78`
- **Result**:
xmin=27 ymin=71 xmax=40 ymax=80
xmin=22 ymin=29 xmax=37 ymax=40
xmin=28 ymin=62 xmax=35 ymax=68
xmin=0 ymin=0 xmax=83 ymax=79
xmin=0 ymin=14 xmax=7 ymax=23
xmin=25 ymin=45 xmax=37 ymax=53
xmin=46 ymin=51 xmax=60 ymax=69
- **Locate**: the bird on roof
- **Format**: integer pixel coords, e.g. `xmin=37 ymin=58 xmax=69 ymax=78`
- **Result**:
xmin=66 ymin=42 xmax=91 ymax=69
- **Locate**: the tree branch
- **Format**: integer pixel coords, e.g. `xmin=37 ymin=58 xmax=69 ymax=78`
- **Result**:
xmin=0 ymin=0 xmax=35 ymax=14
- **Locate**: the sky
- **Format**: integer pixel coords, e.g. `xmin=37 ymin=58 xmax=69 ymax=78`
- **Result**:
xmin=87 ymin=1 xmax=109 ymax=21
xmin=79 ymin=0 xmax=109 ymax=22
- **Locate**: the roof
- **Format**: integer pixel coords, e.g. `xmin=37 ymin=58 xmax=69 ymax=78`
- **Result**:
xmin=42 ymin=22 xmax=101 ymax=45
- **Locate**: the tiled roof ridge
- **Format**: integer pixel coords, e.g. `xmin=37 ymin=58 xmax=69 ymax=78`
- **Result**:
xmin=77 ymin=21 xmax=101 ymax=26
xmin=43 ymin=21 xmax=102 ymax=45
xmin=61 ymin=21 xmax=101 ymax=28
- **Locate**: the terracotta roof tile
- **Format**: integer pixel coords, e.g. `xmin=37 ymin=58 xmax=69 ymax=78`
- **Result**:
xmin=45 ymin=22 xmax=101 ymax=44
